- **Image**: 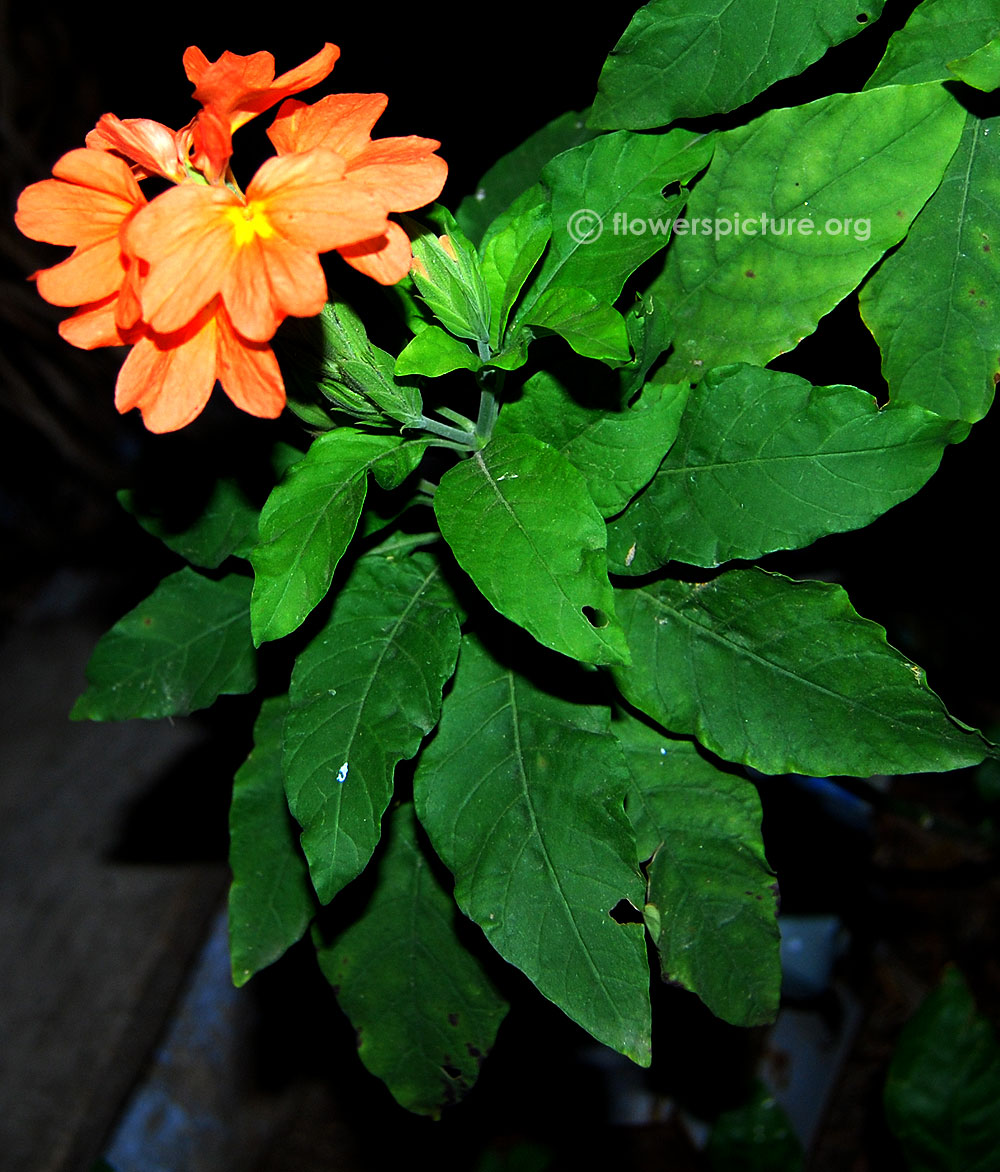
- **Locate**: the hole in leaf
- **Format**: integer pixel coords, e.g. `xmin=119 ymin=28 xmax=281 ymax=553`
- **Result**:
xmin=442 ymin=1063 xmax=463 ymax=1080
xmin=856 ymin=11 xmax=868 ymax=21
xmin=609 ymin=898 xmax=644 ymax=925
xmin=583 ymin=606 xmax=609 ymax=628
xmin=661 ymin=180 xmax=681 ymax=199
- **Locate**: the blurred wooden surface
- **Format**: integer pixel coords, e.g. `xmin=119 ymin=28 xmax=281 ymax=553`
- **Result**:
xmin=0 ymin=606 xmax=227 ymax=1172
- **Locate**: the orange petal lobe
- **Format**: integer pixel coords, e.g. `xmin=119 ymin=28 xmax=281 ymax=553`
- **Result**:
xmin=267 ymin=94 xmax=388 ymax=157
xmin=115 ymin=310 xmax=218 ymax=432
xmin=16 ymin=149 xmax=142 ymax=248
xmin=215 ymin=309 xmax=285 ymax=418
xmin=34 ymin=236 xmax=128 ymax=306
xmin=338 ymin=221 xmax=415 ymax=285
xmin=345 ymin=138 xmax=448 ymax=210
xmin=224 ymin=235 xmax=326 ymax=342
xmin=58 ymin=295 xmax=130 ymax=350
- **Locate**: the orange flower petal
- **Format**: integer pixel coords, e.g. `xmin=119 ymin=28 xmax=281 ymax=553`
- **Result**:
xmin=345 ymin=138 xmax=448 ymax=211
xmin=223 ymin=236 xmax=326 ymax=342
xmin=186 ymin=105 xmax=233 ymax=183
xmin=58 ymin=294 xmax=130 ymax=350
xmin=183 ymin=44 xmax=340 ymax=131
xmin=267 ymin=94 xmax=388 ymax=158
xmin=15 ymin=148 xmax=142 ymax=248
xmin=338 ymin=221 xmax=415 ymax=285
xmin=246 ymin=149 xmax=387 ymax=251
xmin=35 ymin=236 xmax=128 ymax=307
xmin=116 ymin=261 xmax=145 ymax=332
xmin=115 ymin=308 xmax=218 ymax=432
xmin=215 ymin=309 xmax=284 ymax=418
xmin=86 ymin=115 xmax=185 ymax=182
xmin=127 ymin=183 xmax=243 ymax=334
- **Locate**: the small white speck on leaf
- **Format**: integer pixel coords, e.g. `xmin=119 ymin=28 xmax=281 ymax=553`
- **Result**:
xmin=336 ymin=762 xmax=349 ymax=784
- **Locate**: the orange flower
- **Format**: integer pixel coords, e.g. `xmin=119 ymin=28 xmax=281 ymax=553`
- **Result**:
xmin=268 ymin=94 xmax=447 ymax=283
xmin=183 ymin=43 xmax=339 ymax=180
xmin=14 ymin=43 xmax=447 ymax=432
xmin=126 ymin=148 xmax=390 ymax=341
xmin=185 ymin=43 xmax=339 ymax=129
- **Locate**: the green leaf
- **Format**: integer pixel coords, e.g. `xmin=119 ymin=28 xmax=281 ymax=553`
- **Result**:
xmin=118 ymin=479 xmax=259 ymax=568
xmin=495 ymin=370 xmax=689 ymax=518
xmin=621 ymin=292 xmax=675 ymax=399
xmin=607 ymin=364 xmax=967 ymax=574
xmin=613 ymin=568 xmax=989 ymax=777
xmin=885 ymin=967 xmax=1000 ymax=1172
xmin=653 ymin=83 xmax=966 ymax=383
xmin=283 ymin=554 xmax=461 ymax=905
xmin=71 ymin=568 xmax=255 ymax=721
xmin=250 ymin=430 xmax=418 ymax=646
xmin=591 ymin=0 xmax=885 ymax=130
xmin=860 ymin=113 xmax=1000 ymax=424
xmin=394 ymin=323 xmax=482 ymax=377
xmin=866 ymin=0 xmax=1000 ymax=88
xmin=314 ymin=802 xmax=508 ymax=1117
xmin=479 ymin=188 xmax=552 ymax=349
xmin=434 ymin=432 xmax=630 ymax=666
xmin=229 ymin=695 xmax=316 ymax=986
xmin=948 ymin=37 xmax=1000 ymax=91
xmin=413 ymin=634 xmax=651 ymax=1064
xmin=708 ymin=1083 xmax=805 ymax=1172
xmin=515 ymin=129 xmax=715 ymax=326
xmin=519 ymin=286 xmax=631 ymax=364
xmin=455 ymin=109 xmax=598 ymax=245
xmin=617 ymin=713 xmax=780 ymax=1027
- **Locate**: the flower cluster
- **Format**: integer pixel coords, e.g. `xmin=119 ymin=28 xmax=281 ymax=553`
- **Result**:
xmin=15 ymin=45 xmax=447 ymax=432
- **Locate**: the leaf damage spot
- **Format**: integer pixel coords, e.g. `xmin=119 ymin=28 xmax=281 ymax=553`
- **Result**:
xmin=609 ymin=898 xmax=644 ymax=925
xmin=583 ymin=606 xmax=610 ymax=628
xmin=336 ymin=761 xmax=349 ymax=784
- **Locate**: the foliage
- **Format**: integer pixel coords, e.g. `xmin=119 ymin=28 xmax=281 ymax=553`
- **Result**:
xmin=65 ymin=0 xmax=1000 ymax=1119
xmin=885 ymin=968 xmax=1000 ymax=1172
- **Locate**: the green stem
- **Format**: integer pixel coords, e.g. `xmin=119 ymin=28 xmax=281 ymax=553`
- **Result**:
xmin=475 ymin=368 xmax=504 ymax=443
xmin=475 ymin=388 xmax=497 ymax=439
xmin=416 ymin=414 xmax=477 ymax=446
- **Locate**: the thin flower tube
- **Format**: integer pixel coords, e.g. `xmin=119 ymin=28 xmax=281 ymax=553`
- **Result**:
xmin=14 ymin=43 xmax=448 ymax=432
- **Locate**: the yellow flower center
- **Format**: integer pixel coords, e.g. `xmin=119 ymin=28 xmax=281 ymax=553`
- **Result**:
xmin=227 ymin=201 xmax=274 ymax=247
